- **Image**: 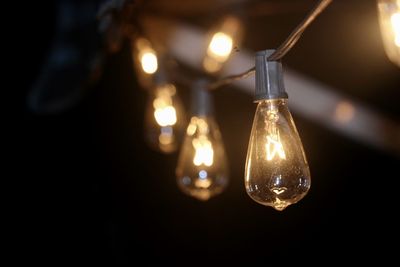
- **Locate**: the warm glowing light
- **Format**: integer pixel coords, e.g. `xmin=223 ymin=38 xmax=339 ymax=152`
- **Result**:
xmin=334 ymin=101 xmax=355 ymax=123
xmin=154 ymin=106 xmax=177 ymax=126
xmin=192 ymin=135 xmax=214 ymax=166
xmin=152 ymin=85 xmax=177 ymax=127
xmin=135 ymin=38 xmax=158 ymax=74
xmin=140 ymin=52 xmax=158 ymax=74
xmin=265 ymin=110 xmax=286 ymax=161
xmin=266 ymin=134 xmax=286 ymax=161
xmin=194 ymin=170 xmax=212 ymax=188
xmin=377 ymin=0 xmax=400 ymax=66
xmin=392 ymin=13 xmax=400 ymax=47
xmin=208 ymin=32 xmax=233 ymax=59
xmin=203 ymin=16 xmax=242 ymax=73
xmin=188 ymin=117 xmax=214 ymax=166
xmin=245 ymin=99 xmax=310 ymax=211
xmin=159 ymin=129 xmax=174 ymax=145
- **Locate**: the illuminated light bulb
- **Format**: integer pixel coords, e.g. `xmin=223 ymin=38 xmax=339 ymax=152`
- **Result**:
xmin=141 ymin=52 xmax=158 ymax=74
xmin=135 ymin=38 xmax=158 ymax=74
xmin=245 ymin=50 xmax=311 ymax=211
xmin=377 ymin=0 xmax=400 ymax=66
xmin=203 ymin=16 xmax=243 ymax=73
xmin=208 ymin=32 xmax=233 ymax=59
xmin=392 ymin=13 xmax=400 ymax=46
xmin=176 ymin=82 xmax=229 ymax=201
xmin=145 ymin=81 xmax=185 ymax=153
xmin=131 ymin=37 xmax=159 ymax=88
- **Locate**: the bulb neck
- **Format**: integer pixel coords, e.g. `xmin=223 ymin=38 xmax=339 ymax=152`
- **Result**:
xmin=254 ymin=50 xmax=288 ymax=102
xmin=191 ymin=80 xmax=213 ymax=116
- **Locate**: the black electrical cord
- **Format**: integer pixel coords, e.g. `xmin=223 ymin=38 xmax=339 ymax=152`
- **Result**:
xmin=208 ymin=0 xmax=332 ymax=90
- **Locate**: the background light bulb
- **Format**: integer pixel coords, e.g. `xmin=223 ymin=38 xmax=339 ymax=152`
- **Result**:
xmin=245 ymin=50 xmax=311 ymax=211
xmin=203 ymin=16 xmax=243 ymax=73
xmin=377 ymin=0 xmax=400 ymax=66
xmin=145 ymin=82 xmax=185 ymax=153
xmin=176 ymin=84 xmax=229 ymax=201
xmin=132 ymin=37 xmax=159 ymax=89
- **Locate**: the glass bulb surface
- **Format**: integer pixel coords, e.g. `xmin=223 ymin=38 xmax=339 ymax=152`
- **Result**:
xmin=377 ymin=0 xmax=400 ymax=66
xmin=245 ymin=99 xmax=310 ymax=211
xmin=132 ymin=37 xmax=160 ymax=89
xmin=203 ymin=16 xmax=243 ymax=73
xmin=176 ymin=116 xmax=228 ymax=201
xmin=145 ymin=84 xmax=185 ymax=153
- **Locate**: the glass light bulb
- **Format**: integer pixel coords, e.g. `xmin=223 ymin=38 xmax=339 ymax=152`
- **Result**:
xmin=245 ymin=99 xmax=311 ymax=211
xmin=145 ymin=84 xmax=185 ymax=153
xmin=377 ymin=0 xmax=400 ymax=66
xmin=203 ymin=16 xmax=243 ymax=73
xmin=176 ymin=116 xmax=229 ymax=201
xmin=132 ymin=37 xmax=158 ymax=89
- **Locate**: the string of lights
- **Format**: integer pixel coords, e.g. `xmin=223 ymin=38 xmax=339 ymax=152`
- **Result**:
xmin=208 ymin=0 xmax=332 ymax=90
xmin=125 ymin=0 xmax=400 ymax=210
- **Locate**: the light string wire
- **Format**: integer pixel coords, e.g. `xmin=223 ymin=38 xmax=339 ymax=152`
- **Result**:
xmin=208 ymin=0 xmax=333 ymax=90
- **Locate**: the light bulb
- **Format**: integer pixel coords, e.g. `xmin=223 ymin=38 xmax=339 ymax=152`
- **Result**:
xmin=203 ymin=16 xmax=243 ymax=73
xmin=132 ymin=37 xmax=159 ymax=88
xmin=377 ymin=0 xmax=400 ymax=66
xmin=176 ymin=83 xmax=229 ymax=201
xmin=245 ymin=50 xmax=311 ymax=211
xmin=145 ymin=82 xmax=185 ymax=153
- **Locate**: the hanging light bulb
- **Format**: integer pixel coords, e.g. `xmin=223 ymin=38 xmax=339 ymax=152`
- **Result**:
xmin=377 ymin=0 xmax=400 ymax=66
xmin=203 ymin=16 xmax=243 ymax=73
xmin=245 ymin=50 xmax=311 ymax=211
xmin=176 ymin=81 xmax=229 ymax=201
xmin=144 ymin=72 xmax=185 ymax=153
xmin=132 ymin=37 xmax=159 ymax=88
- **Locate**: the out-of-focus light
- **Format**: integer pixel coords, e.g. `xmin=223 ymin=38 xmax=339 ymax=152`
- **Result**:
xmin=392 ymin=13 xmax=400 ymax=46
xmin=377 ymin=0 xmax=400 ymax=66
xmin=208 ymin=32 xmax=233 ymax=59
xmin=145 ymin=83 xmax=184 ymax=154
xmin=334 ymin=101 xmax=355 ymax=123
xmin=152 ymin=84 xmax=177 ymax=127
xmin=133 ymin=37 xmax=159 ymax=76
xmin=203 ymin=16 xmax=243 ymax=73
xmin=141 ymin=52 xmax=158 ymax=74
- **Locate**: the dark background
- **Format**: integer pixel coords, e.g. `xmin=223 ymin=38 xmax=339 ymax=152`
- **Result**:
xmin=14 ymin=0 xmax=400 ymax=264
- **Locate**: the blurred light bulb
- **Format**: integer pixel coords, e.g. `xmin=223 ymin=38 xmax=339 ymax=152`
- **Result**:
xmin=245 ymin=50 xmax=311 ymax=211
xmin=203 ymin=16 xmax=243 ymax=73
xmin=176 ymin=84 xmax=229 ymax=201
xmin=145 ymin=83 xmax=185 ymax=153
xmin=208 ymin=32 xmax=233 ymax=59
xmin=392 ymin=13 xmax=400 ymax=46
xmin=141 ymin=52 xmax=158 ymax=74
xmin=377 ymin=0 xmax=400 ymax=66
xmin=132 ymin=37 xmax=158 ymax=88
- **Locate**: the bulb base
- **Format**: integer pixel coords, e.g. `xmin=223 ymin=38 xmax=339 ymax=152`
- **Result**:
xmin=191 ymin=80 xmax=213 ymax=116
xmin=255 ymin=50 xmax=288 ymax=101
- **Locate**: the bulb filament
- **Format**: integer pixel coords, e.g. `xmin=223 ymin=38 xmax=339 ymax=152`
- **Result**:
xmin=153 ymin=85 xmax=177 ymax=127
xmin=391 ymin=13 xmax=400 ymax=47
xmin=265 ymin=110 xmax=286 ymax=161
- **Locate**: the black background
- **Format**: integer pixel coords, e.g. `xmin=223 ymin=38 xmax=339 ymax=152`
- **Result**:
xmin=14 ymin=0 xmax=400 ymax=264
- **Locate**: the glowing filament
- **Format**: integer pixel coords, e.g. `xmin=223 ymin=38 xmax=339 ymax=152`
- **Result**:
xmin=266 ymin=134 xmax=286 ymax=161
xmin=192 ymin=135 xmax=214 ymax=167
xmin=140 ymin=52 xmax=158 ymax=74
xmin=208 ymin=32 xmax=233 ymax=60
xmin=391 ymin=13 xmax=400 ymax=47
xmin=153 ymin=86 xmax=177 ymax=127
xmin=265 ymin=110 xmax=286 ymax=161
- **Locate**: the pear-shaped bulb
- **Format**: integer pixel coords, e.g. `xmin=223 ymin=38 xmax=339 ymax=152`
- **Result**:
xmin=176 ymin=84 xmax=229 ymax=201
xmin=245 ymin=99 xmax=310 ymax=211
xmin=176 ymin=116 xmax=229 ymax=201
xmin=377 ymin=0 xmax=400 ymax=67
xmin=145 ymin=83 xmax=185 ymax=153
